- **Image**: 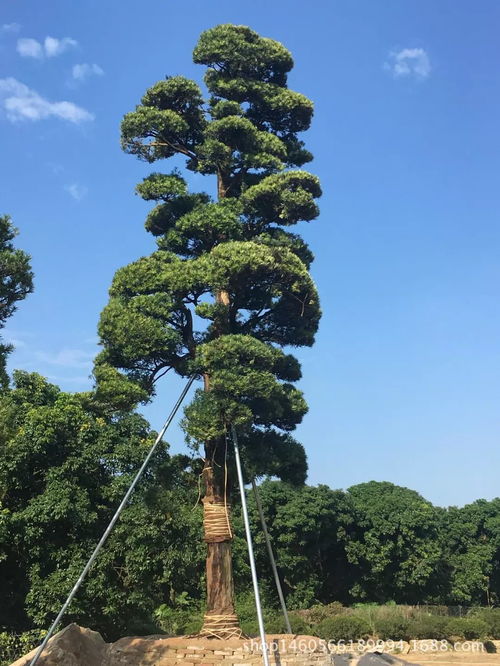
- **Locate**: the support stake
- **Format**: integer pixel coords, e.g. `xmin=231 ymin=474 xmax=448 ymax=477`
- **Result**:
xmin=231 ymin=426 xmax=270 ymax=666
xmin=251 ymin=479 xmax=292 ymax=634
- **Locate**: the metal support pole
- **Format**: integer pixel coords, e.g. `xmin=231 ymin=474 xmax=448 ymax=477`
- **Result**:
xmin=231 ymin=426 xmax=269 ymax=666
xmin=29 ymin=376 xmax=196 ymax=666
xmin=251 ymin=479 xmax=292 ymax=634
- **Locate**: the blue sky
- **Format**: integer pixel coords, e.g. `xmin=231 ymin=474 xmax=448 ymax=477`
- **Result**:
xmin=1 ymin=0 xmax=499 ymax=507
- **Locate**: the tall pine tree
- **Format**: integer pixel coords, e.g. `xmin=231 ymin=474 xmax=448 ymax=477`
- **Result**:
xmin=94 ymin=24 xmax=321 ymax=636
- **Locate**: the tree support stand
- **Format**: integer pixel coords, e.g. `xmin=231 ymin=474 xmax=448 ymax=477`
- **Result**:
xmin=231 ymin=425 xmax=270 ymax=666
xmin=251 ymin=479 xmax=292 ymax=634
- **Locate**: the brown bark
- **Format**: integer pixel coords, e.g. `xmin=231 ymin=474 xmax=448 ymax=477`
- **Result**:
xmin=217 ymin=168 xmax=230 ymax=200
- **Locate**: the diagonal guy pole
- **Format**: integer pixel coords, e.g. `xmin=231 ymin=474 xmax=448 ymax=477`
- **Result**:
xmin=231 ymin=425 xmax=270 ymax=666
xmin=251 ymin=478 xmax=292 ymax=634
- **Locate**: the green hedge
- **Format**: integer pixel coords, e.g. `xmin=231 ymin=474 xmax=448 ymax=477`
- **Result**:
xmin=317 ymin=616 xmax=371 ymax=642
xmin=375 ymin=617 xmax=410 ymax=641
xmin=444 ymin=618 xmax=489 ymax=640
xmin=468 ymin=608 xmax=500 ymax=639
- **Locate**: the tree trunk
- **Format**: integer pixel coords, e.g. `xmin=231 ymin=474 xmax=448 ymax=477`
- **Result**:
xmin=200 ymin=442 xmax=240 ymax=637
xmin=199 ymin=170 xmax=241 ymax=638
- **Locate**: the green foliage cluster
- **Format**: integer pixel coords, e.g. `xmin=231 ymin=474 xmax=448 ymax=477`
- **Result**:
xmin=316 ymin=615 xmax=371 ymax=642
xmin=0 ymin=215 xmax=33 ymax=387
xmin=154 ymin=592 xmax=203 ymax=636
xmin=249 ymin=480 xmax=500 ymax=610
xmin=0 ymin=629 xmax=46 ymax=666
xmin=292 ymin=604 xmax=500 ymax=642
xmin=0 ymin=371 xmax=203 ymax=641
xmin=469 ymin=607 xmax=500 ymax=638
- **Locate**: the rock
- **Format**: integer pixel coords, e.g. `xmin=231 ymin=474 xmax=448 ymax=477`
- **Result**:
xmin=9 ymin=623 xmax=107 ymax=666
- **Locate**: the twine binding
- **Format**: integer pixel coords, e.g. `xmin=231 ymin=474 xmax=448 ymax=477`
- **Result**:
xmin=199 ymin=613 xmax=243 ymax=639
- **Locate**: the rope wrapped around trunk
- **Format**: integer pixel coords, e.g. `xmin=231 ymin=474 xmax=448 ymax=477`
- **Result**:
xmin=203 ymin=500 xmax=233 ymax=542
xmin=200 ymin=613 xmax=242 ymax=639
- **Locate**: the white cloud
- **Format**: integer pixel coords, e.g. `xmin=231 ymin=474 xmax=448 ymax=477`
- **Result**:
xmin=65 ymin=183 xmax=88 ymax=201
xmin=16 ymin=35 xmax=77 ymax=59
xmin=2 ymin=23 xmax=21 ymax=33
xmin=17 ymin=37 xmax=43 ymax=58
xmin=72 ymin=63 xmax=104 ymax=81
xmin=0 ymin=78 xmax=94 ymax=123
xmin=386 ymin=48 xmax=431 ymax=80
xmin=36 ymin=348 xmax=94 ymax=369
xmin=44 ymin=36 xmax=77 ymax=57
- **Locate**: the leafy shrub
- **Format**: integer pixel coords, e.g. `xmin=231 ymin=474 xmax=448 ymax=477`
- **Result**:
xmin=0 ymin=630 xmax=46 ymax=666
xmin=375 ymin=617 xmax=410 ymax=641
xmin=235 ymin=592 xmax=290 ymax=636
xmin=153 ymin=604 xmax=202 ymax=636
xmin=352 ymin=603 xmax=408 ymax=636
xmin=444 ymin=618 xmax=489 ymax=640
xmin=288 ymin=612 xmax=311 ymax=635
xmin=240 ymin=611 xmax=287 ymax=637
xmin=306 ymin=602 xmax=345 ymax=624
xmin=317 ymin=616 xmax=371 ymax=642
xmin=407 ymin=615 xmax=448 ymax=640
xmin=350 ymin=603 xmax=379 ymax=634
xmin=468 ymin=608 xmax=500 ymax=639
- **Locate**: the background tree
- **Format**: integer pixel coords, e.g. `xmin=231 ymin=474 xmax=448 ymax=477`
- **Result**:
xmin=344 ymin=481 xmax=443 ymax=603
xmin=94 ymin=24 xmax=322 ymax=636
xmin=441 ymin=499 xmax=500 ymax=605
xmin=0 ymin=215 xmax=33 ymax=387
xmin=0 ymin=371 xmax=202 ymax=640
xmin=241 ymin=481 xmax=355 ymax=609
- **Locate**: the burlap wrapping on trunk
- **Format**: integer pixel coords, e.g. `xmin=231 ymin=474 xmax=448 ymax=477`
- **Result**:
xmin=203 ymin=500 xmax=233 ymax=542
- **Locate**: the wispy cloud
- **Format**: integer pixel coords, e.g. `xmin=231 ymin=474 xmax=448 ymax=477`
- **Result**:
xmin=385 ymin=48 xmax=431 ymax=80
xmin=0 ymin=78 xmax=94 ymax=123
xmin=17 ymin=37 xmax=43 ymax=58
xmin=36 ymin=348 xmax=94 ymax=369
xmin=44 ymin=36 xmax=77 ymax=57
xmin=2 ymin=23 xmax=21 ymax=33
xmin=65 ymin=183 xmax=88 ymax=201
xmin=72 ymin=63 xmax=104 ymax=82
xmin=17 ymin=35 xmax=77 ymax=59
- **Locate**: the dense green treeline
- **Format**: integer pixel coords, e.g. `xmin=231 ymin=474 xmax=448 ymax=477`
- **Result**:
xmin=1 ymin=370 xmax=499 ymax=641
